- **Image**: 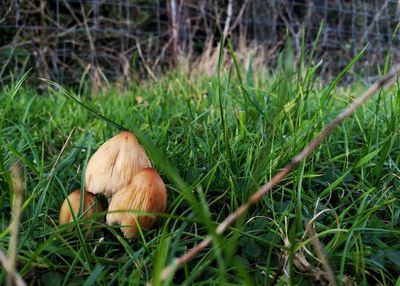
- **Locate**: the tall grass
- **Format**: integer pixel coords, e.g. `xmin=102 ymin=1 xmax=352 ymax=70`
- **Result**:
xmin=0 ymin=49 xmax=400 ymax=285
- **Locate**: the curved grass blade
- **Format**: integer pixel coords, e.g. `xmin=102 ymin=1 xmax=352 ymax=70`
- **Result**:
xmin=41 ymin=78 xmax=127 ymax=131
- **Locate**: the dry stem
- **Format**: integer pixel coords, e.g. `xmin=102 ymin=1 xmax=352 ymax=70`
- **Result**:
xmin=4 ymin=162 xmax=26 ymax=286
xmin=305 ymin=222 xmax=336 ymax=286
xmin=0 ymin=251 xmax=25 ymax=286
xmin=157 ymin=66 xmax=400 ymax=283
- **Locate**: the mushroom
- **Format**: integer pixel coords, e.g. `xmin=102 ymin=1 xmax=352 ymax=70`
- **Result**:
xmin=106 ymin=168 xmax=167 ymax=239
xmin=85 ymin=131 xmax=152 ymax=198
xmin=59 ymin=189 xmax=103 ymax=225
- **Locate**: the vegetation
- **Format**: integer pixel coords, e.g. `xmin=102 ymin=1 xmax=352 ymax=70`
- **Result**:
xmin=1 ymin=49 xmax=400 ymax=285
xmin=1 ymin=0 xmax=399 ymax=86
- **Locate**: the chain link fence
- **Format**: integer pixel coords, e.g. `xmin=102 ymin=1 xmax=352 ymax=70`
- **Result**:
xmin=0 ymin=0 xmax=399 ymax=88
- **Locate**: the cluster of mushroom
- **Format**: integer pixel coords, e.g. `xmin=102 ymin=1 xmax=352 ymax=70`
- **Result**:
xmin=59 ymin=131 xmax=167 ymax=239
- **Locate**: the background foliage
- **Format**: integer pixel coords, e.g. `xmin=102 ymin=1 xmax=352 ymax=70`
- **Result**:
xmin=1 ymin=0 xmax=399 ymax=88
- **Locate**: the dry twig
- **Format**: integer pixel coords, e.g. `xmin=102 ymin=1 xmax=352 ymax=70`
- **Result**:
xmin=0 ymin=251 xmax=25 ymax=286
xmin=305 ymin=221 xmax=336 ymax=286
xmin=2 ymin=162 xmax=27 ymax=286
xmin=222 ymin=0 xmax=233 ymax=38
xmin=227 ymin=0 xmax=251 ymax=34
xmin=157 ymin=66 xmax=400 ymax=284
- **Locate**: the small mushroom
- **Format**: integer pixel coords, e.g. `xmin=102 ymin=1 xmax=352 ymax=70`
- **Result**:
xmin=59 ymin=189 xmax=103 ymax=225
xmin=85 ymin=131 xmax=152 ymax=198
xmin=106 ymin=168 xmax=167 ymax=239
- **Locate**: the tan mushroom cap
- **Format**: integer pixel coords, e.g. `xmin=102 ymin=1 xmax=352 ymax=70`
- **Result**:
xmin=106 ymin=168 xmax=167 ymax=239
xmin=85 ymin=131 xmax=152 ymax=197
xmin=59 ymin=189 xmax=103 ymax=225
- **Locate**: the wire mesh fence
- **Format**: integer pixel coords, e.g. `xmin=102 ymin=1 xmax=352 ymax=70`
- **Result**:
xmin=0 ymin=0 xmax=399 ymax=88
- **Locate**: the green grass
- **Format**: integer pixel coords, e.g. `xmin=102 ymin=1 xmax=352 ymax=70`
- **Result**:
xmin=1 ymin=54 xmax=400 ymax=285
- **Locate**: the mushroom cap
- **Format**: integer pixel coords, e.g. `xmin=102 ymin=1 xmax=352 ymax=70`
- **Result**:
xmin=59 ymin=189 xmax=103 ymax=225
xmin=85 ymin=131 xmax=152 ymax=197
xmin=106 ymin=168 xmax=167 ymax=239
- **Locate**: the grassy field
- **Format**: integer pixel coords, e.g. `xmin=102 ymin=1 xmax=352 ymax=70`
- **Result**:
xmin=1 ymin=51 xmax=400 ymax=285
